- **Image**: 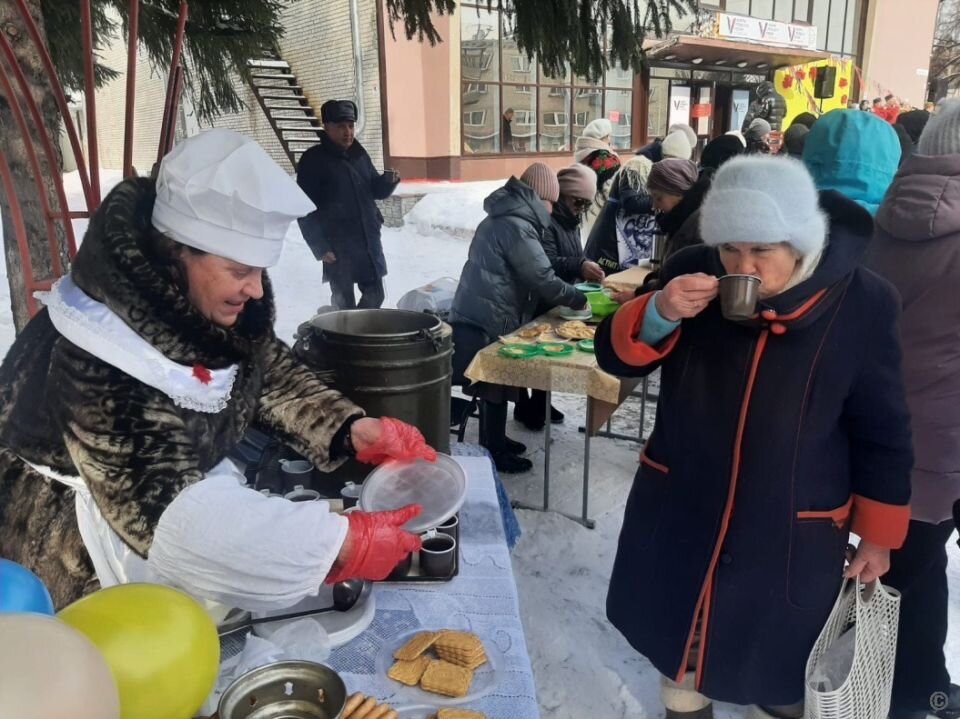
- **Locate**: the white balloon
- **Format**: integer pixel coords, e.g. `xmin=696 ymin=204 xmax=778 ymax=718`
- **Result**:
xmin=0 ymin=614 xmax=120 ymax=719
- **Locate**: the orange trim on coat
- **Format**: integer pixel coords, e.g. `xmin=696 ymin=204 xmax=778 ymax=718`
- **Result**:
xmin=610 ymin=292 xmax=682 ymax=367
xmin=797 ymin=496 xmax=854 ymax=528
xmin=639 ymin=448 xmax=670 ymax=475
xmin=677 ymin=330 xmax=770 ymax=687
xmin=851 ymin=494 xmax=911 ymax=549
xmin=758 ymin=288 xmax=829 ymax=323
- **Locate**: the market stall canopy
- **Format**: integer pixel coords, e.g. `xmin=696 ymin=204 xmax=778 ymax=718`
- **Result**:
xmin=646 ymin=35 xmax=831 ymax=73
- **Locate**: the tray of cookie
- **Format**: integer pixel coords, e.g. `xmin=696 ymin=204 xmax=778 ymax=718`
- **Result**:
xmin=380 ymin=629 xmax=502 ymax=708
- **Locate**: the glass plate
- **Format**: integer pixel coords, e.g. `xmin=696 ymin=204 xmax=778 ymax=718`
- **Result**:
xmin=377 ymin=628 xmax=503 ymax=708
xmin=359 ymin=454 xmax=467 ymax=533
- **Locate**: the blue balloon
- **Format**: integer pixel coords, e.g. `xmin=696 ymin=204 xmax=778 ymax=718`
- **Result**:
xmin=0 ymin=558 xmax=55 ymax=615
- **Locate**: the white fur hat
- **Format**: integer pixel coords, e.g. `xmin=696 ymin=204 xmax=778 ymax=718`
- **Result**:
xmin=661 ymin=131 xmax=692 ymax=160
xmin=583 ymin=118 xmax=613 ymax=140
xmin=700 ymin=155 xmax=827 ymax=257
xmin=668 ymin=123 xmax=698 ymax=151
xmin=152 ymin=129 xmax=315 ymax=267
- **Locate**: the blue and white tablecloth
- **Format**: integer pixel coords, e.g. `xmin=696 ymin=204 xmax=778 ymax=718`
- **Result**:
xmin=326 ymin=454 xmax=540 ymax=719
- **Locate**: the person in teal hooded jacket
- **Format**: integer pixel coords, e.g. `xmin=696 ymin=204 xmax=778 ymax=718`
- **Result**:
xmin=802 ymin=109 xmax=901 ymax=215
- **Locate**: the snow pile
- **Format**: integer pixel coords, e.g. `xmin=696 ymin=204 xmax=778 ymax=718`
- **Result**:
xmin=402 ymin=179 xmax=502 ymax=239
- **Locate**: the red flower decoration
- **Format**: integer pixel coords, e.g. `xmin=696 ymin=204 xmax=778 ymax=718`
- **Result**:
xmin=841 ymin=94 xmax=849 ymax=105
xmin=809 ymin=67 xmax=818 ymax=79
xmin=781 ymin=75 xmax=794 ymax=90
xmin=838 ymin=77 xmax=849 ymax=88
xmin=796 ymin=69 xmax=806 ymax=81
xmin=192 ymin=363 xmax=213 ymax=385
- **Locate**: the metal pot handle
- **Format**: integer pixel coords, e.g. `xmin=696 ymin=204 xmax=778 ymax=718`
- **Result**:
xmin=417 ymin=327 xmax=443 ymax=353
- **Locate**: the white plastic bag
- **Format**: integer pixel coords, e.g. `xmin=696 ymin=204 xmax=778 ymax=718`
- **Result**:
xmin=804 ymin=578 xmax=901 ymax=719
xmin=396 ymin=277 xmax=459 ymax=316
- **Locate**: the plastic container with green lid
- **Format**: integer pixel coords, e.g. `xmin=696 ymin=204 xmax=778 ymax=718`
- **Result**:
xmin=585 ymin=291 xmax=620 ymax=318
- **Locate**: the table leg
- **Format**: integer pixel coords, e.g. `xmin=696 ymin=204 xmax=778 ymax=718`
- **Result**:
xmin=511 ymin=389 xmax=595 ymax=529
xmin=581 ymin=398 xmax=595 ymax=529
xmin=543 ymin=389 xmax=551 ymax=510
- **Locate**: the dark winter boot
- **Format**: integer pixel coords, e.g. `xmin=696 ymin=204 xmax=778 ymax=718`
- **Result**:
xmin=549 ymin=404 xmax=565 ymax=424
xmin=482 ymin=401 xmax=533 ymax=473
xmin=492 ymin=452 xmax=533 ymax=474
xmin=514 ymin=390 xmax=546 ymax=431
xmin=504 ymin=436 xmax=527 ymax=455
xmin=934 ymin=684 xmax=960 ymax=719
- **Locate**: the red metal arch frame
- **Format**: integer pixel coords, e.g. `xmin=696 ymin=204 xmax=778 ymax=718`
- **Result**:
xmin=0 ymin=0 xmax=188 ymax=319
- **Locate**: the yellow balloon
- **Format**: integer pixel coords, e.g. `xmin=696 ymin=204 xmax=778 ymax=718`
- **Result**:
xmin=58 ymin=583 xmax=220 ymax=719
xmin=0 ymin=613 xmax=120 ymax=719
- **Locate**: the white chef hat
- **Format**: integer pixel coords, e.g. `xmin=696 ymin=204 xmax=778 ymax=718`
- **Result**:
xmin=151 ymin=129 xmax=315 ymax=268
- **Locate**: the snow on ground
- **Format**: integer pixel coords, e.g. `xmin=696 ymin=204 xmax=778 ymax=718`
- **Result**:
xmin=4 ymin=173 xmax=960 ymax=717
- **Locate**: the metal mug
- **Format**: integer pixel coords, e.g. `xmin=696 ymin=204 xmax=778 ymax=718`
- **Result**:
xmin=339 ymin=482 xmax=361 ymax=510
xmin=437 ymin=514 xmax=459 ymax=543
xmin=718 ymin=274 xmax=762 ymax=321
xmin=284 ymin=485 xmax=320 ymax=503
xmin=419 ymin=530 xmax=456 ymax=577
xmin=280 ymin=459 xmax=312 ymax=478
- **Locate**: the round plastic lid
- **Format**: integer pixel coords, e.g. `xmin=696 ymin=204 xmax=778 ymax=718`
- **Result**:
xmin=358 ymin=453 xmax=467 ymax=533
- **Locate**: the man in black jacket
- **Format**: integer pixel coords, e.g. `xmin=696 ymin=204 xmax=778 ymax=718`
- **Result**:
xmin=297 ymin=100 xmax=400 ymax=309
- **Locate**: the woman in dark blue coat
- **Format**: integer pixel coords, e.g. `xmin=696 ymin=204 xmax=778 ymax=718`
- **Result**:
xmin=595 ymin=156 xmax=913 ymax=717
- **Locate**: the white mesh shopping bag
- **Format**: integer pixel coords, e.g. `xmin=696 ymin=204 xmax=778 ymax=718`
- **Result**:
xmin=804 ymin=578 xmax=901 ymax=719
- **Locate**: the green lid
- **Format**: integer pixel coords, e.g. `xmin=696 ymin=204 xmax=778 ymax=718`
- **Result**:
xmin=498 ymin=344 xmax=541 ymax=359
xmin=538 ymin=342 xmax=574 ymax=357
xmin=575 ymin=282 xmax=603 ymax=292
xmin=577 ymin=339 xmax=595 ymax=352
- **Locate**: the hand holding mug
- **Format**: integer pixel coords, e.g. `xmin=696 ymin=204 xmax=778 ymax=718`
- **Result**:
xmin=655 ymin=273 xmax=719 ymax=321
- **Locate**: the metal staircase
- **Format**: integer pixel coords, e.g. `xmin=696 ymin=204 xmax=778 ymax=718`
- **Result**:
xmin=246 ymin=48 xmax=321 ymax=168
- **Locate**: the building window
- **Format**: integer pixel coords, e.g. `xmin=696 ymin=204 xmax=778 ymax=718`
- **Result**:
xmin=464 ymin=111 xmax=487 ymax=126
xmin=461 ymin=3 xmax=633 ymax=155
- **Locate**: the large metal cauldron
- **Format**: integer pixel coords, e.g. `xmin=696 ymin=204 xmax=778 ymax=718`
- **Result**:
xmin=294 ymin=309 xmax=452 ymax=484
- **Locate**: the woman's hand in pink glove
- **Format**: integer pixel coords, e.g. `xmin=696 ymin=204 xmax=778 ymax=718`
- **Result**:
xmin=351 ymin=417 xmax=437 ymax=465
xmin=326 ymin=504 xmax=423 ymax=584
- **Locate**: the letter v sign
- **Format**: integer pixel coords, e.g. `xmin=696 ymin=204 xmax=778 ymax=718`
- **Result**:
xmin=726 ymin=17 xmax=737 ymax=33
xmin=758 ymin=21 xmax=769 ymax=37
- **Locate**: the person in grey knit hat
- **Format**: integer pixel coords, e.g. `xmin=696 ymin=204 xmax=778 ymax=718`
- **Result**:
xmin=917 ymin=98 xmax=960 ymax=155
xmin=594 ymin=153 xmax=912 ymax=719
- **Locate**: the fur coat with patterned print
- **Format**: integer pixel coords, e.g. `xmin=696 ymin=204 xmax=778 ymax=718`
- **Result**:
xmin=0 ymin=177 xmax=363 ymax=609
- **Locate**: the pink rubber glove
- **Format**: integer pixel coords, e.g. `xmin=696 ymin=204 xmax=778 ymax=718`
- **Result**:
xmin=325 ymin=504 xmax=423 ymax=583
xmin=354 ymin=417 xmax=437 ymax=465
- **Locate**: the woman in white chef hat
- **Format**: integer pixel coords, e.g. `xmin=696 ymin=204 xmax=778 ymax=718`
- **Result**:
xmin=0 ymin=128 xmax=431 ymax=613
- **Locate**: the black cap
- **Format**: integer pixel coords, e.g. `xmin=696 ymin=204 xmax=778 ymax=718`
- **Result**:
xmin=321 ymin=100 xmax=358 ymax=123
